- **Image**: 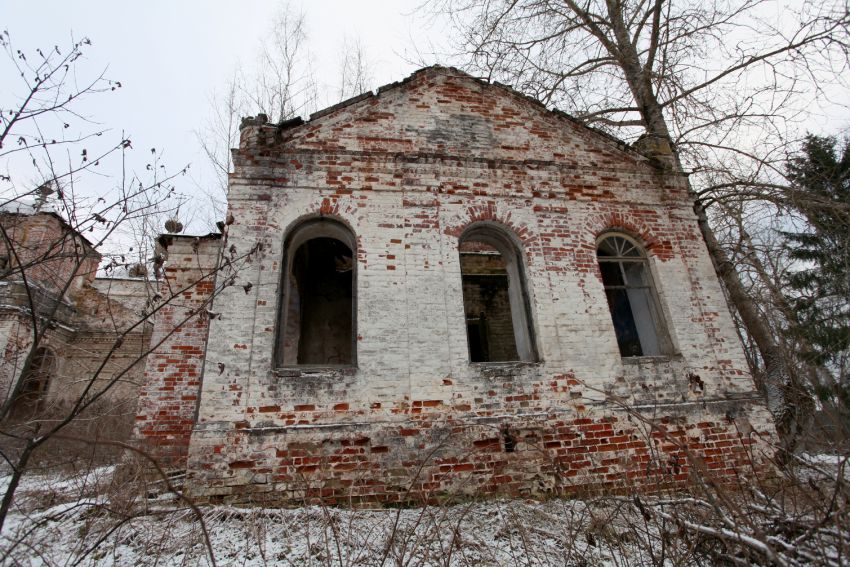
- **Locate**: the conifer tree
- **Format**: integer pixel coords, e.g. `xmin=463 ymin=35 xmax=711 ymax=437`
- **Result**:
xmin=784 ymin=134 xmax=850 ymax=408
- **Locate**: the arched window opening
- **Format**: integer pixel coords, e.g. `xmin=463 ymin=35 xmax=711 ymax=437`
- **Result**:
xmin=277 ymin=219 xmax=356 ymax=367
xmin=596 ymin=234 xmax=669 ymax=357
xmin=13 ymin=347 xmax=54 ymax=414
xmin=459 ymin=225 xmax=536 ymax=363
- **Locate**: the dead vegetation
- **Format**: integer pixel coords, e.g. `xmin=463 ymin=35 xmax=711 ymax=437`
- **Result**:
xmin=0 ymin=430 xmax=846 ymax=566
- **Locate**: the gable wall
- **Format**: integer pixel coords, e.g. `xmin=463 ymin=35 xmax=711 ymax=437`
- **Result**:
xmin=172 ymin=69 xmax=774 ymax=503
xmin=281 ymin=73 xmax=632 ymax=164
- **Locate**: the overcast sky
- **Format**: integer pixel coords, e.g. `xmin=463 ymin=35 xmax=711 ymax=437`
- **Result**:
xmin=2 ymin=1 xmax=847 ymax=242
xmin=1 ymin=1 xmax=451 ymax=233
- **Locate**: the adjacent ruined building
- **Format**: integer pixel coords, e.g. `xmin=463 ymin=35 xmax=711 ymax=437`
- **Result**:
xmin=6 ymin=66 xmax=775 ymax=504
xmin=0 ymin=205 xmax=153 ymax=424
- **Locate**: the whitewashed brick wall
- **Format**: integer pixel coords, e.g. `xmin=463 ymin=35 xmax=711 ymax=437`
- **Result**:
xmin=138 ymin=67 xmax=776 ymax=502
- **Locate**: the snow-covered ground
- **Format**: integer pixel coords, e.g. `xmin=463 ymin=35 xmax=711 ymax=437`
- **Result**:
xmin=1 ymin=456 xmax=848 ymax=566
xmin=0 ymin=467 xmax=656 ymax=566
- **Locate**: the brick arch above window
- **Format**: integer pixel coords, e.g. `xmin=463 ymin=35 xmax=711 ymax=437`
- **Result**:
xmin=444 ymin=208 xmax=535 ymax=249
xmin=586 ymin=211 xmax=676 ymax=262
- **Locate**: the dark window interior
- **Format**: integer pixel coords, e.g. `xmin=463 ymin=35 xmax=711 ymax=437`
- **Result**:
xmin=604 ymin=288 xmax=644 ymax=356
xmin=466 ymin=317 xmax=488 ymax=362
xmin=460 ymin=240 xmax=520 ymax=362
xmin=285 ymin=237 xmax=354 ymax=365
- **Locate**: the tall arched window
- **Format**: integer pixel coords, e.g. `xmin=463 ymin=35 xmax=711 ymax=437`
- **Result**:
xmin=277 ymin=219 xmax=356 ymax=367
xmin=13 ymin=347 xmax=54 ymax=414
xmin=596 ymin=234 xmax=669 ymax=357
xmin=459 ymin=223 xmax=537 ymax=362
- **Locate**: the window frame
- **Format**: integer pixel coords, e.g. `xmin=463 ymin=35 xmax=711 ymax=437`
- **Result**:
xmin=459 ymin=222 xmax=538 ymax=363
xmin=596 ymin=233 xmax=672 ymax=358
xmin=274 ymin=218 xmax=358 ymax=369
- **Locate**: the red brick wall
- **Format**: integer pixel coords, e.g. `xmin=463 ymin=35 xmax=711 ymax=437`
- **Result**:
xmin=0 ymin=212 xmax=101 ymax=408
xmin=133 ymin=235 xmax=220 ymax=470
xmin=0 ymin=212 xmax=100 ymax=296
xmin=187 ymin=396 xmax=770 ymax=506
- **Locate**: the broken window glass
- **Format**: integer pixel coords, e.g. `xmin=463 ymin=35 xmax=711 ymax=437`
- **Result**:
xmin=597 ymin=235 xmax=668 ymax=357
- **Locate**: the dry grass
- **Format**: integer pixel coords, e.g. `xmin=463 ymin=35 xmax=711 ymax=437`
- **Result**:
xmin=0 ymin=444 xmax=847 ymax=566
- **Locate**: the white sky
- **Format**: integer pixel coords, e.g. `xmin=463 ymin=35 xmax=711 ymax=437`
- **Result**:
xmin=1 ymin=1 xmax=451 ymax=233
xmin=2 ymin=1 xmax=847 ymax=244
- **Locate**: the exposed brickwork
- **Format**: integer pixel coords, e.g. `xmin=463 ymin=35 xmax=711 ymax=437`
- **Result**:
xmin=133 ymin=67 xmax=776 ymax=502
xmin=0 ymin=211 xmax=100 ymax=297
xmin=133 ymin=235 xmax=220 ymax=469
xmin=188 ymin=400 xmax=771 ymax=505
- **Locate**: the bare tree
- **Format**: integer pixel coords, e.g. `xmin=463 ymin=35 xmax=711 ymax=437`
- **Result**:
xmin=429 ymin=0 xmax=850 ymax=449
xmin=0 ymin=31 xmax=252 ymax=544
xmin=195 ymin=4 xmax=319 ymax=223
xmin=337 ymin=36 xmax=376 ymax=100
xmin=195 ymin=75 xmax=242 ymax=223
xmin=251 ymin=6 xmax=318 ymax=124
xmin=0 ymin=28 xmax=169 ymax=529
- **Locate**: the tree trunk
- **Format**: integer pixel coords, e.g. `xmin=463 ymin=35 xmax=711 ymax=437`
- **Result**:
xmin=0 ymin=443 xmax=35 ymax=533
xmin=693 ymin=200 xmax=804 ymax=454
xmin=598 ymin=0 xmax=805 ymax=451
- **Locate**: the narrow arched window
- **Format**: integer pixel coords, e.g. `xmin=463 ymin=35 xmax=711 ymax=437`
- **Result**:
xmin=277 ymin=219 xmax=356 ymax=367
xmin=459 ymin=224 xmax=537 ymax=362
xmin=13 ymin=347 xmax=54 ymax=413
xmin=596 ymin=234 xmax=669 ymax=357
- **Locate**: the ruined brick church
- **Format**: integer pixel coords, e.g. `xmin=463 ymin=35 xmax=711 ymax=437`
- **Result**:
xmin=130 ymin=66 xmax=774 ymax=504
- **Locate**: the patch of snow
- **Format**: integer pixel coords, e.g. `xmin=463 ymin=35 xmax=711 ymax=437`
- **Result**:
xmin=800 ymin=453 xmax=848 ymax=466
xmin=2 ymin=463 xmax=848 ymax=566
